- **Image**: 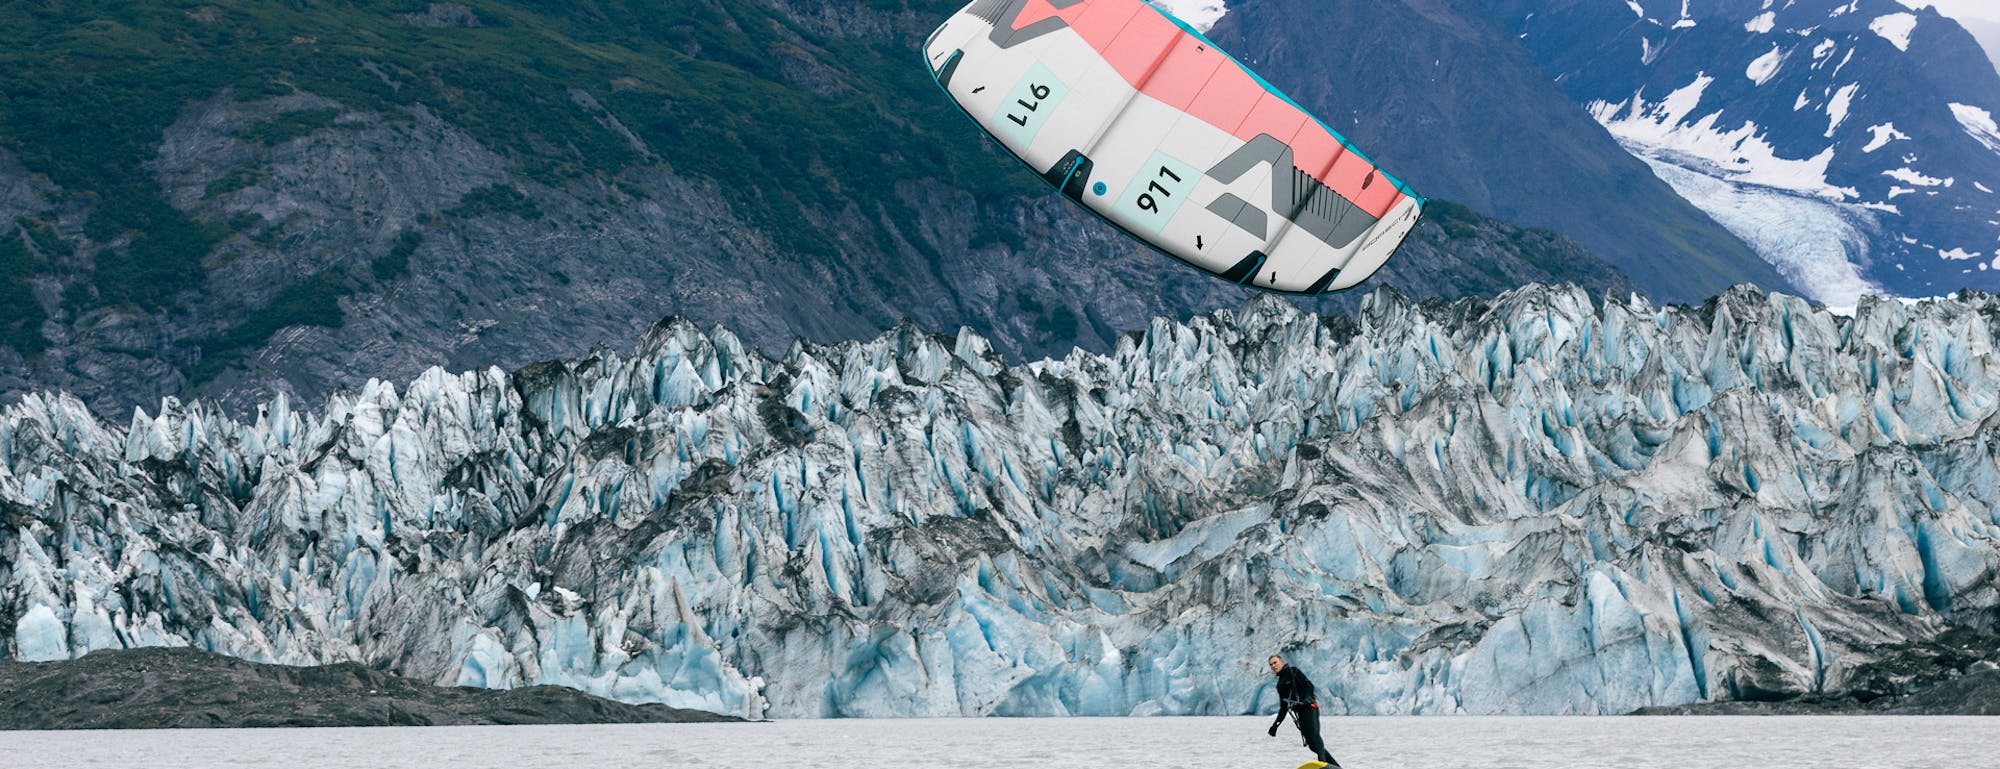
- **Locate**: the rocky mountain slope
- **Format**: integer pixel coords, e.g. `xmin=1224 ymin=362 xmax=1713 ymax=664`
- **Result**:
xmin=4 ymin=284 xmax=1996 ymax=717
xmin=3 ymin=0 xmax=1674 ymax=417
xmin=1961 ymin=16 xmax=2000 ymax=73
xmin=1488 ymin=0 xmax=2000 ymax=302
xmin=1204 ymin=0 xmax=1792 ymax=302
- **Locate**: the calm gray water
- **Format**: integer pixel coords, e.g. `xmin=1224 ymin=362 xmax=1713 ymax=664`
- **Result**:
xmin=5 ymin=716 xmax=1995 ymax=769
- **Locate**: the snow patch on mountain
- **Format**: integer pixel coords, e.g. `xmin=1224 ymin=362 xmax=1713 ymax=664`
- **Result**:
xmin=1885 ymin=167 xmax=1950 ymax=187
xmin=1954 ymin=103 xmax=2000 ymax=155
xmin=1551 ymin=1 xmax=1996 ymax=296
xmin=1590 ymin=77 xmax=1856 ymax=200
xmin=1939 ymin=247 xmax=1984 ymax=264
xmin=1826 ymin=84 xmax=1860 ymax=137
xmin=1870 ymin=13 xmax=1919 ymax=51
xmin=1864 ymin=123 xmax=1910 ymax=152
xmin=1149 ymin=0 xmax=1227 ymax=31
xmin=1748 ymin=47 xmax=1784 ymax=85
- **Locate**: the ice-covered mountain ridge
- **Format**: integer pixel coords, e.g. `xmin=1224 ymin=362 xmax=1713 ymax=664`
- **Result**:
xmin=1495 ymin=0 xmax=2000 ymax=303
xmin=5 ymin=284 xmax=1999 ymax=717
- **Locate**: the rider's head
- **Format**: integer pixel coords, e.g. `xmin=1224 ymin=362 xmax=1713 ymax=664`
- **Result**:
xmin=1267 ymin=654 xmax=1285 ymax=673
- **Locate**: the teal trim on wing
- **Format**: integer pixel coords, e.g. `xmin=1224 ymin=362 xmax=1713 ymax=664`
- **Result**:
xmin=1140 ymin=2 xmax=1424 ymax=204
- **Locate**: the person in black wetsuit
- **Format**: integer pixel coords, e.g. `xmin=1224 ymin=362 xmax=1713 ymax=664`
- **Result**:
xmin=1266 ymin=654 xmax=1340 ymax=766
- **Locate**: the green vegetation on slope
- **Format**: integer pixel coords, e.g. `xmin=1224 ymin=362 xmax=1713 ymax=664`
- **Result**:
xmin=0 ymin=0 xmax=1037 ymax=367
xmin=371 ymin=229 xmax=423 ymax=281
xmin=237 ymin=107 xmax=343 ymax=146
xmin=187 ymin=272 xmax=348 ymax=387
xmin=445 ymin=184 xmax=540 ymax=221
xmin=0 ymin=231 xmax=50 ymax=356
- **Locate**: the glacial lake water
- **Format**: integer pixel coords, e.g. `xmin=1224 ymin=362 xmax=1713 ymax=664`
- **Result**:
xmin=6 ymin=715 xmax=1995 ymax=768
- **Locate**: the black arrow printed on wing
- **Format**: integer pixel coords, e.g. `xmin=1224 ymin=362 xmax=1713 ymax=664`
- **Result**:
xmin=973 ymin=86 xmax=986 ymax=93
xmin=1197 ymin=235 xmax=1204 ymax=249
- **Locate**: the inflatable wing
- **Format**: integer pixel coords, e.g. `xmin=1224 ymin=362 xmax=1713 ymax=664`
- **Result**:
xmin=924 ymin=0 xmax=1424 ymax=294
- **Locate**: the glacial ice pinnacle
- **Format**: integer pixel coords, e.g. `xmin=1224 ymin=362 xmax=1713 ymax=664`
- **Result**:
xmin=3 ymin=284 xmax=1998 ymax=717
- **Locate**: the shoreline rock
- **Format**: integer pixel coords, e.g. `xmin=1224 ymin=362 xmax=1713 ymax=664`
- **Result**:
xmin=0 ymin=647 xmax=743 ymax=730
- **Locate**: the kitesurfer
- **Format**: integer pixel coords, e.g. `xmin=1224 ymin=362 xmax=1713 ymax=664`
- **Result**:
xmin=1266 ymin=654 xmax=1339 ymax=766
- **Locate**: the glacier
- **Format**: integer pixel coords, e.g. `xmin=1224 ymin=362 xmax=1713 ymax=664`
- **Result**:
xmin=3 ymin=284 xmax=1999 ymax=718
xmin=1499 ymin=0 xmax=2000 ymax=299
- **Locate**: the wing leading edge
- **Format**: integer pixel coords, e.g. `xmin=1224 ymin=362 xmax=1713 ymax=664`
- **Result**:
xmin=925 ymin=0 xmax=1424 ymax=294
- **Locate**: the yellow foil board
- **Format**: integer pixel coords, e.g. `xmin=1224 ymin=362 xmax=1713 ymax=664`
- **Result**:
xmin=1295 ymin=763 xmax=1330 ymax=769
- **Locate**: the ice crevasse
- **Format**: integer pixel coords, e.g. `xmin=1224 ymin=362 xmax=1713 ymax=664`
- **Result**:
xmin=2 ymin=284 xmax=1999 ymax=717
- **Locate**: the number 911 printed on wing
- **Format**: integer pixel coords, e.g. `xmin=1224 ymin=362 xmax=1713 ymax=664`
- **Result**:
xmin=924 ymin=0 xmax=1425 ymax=294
